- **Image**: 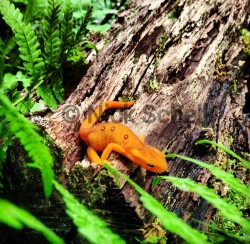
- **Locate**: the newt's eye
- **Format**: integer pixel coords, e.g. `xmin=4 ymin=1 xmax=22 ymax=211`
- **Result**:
xmin=147 ymin=163 xmax=154 ymax=168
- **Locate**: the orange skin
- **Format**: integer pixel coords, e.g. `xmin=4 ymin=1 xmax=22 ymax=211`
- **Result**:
xmin=79 ymin=101 xmax=167 ymax=173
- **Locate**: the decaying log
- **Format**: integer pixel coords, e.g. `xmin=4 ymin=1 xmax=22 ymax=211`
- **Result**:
xmin=1 ymin=0 xmax=250 ymax=243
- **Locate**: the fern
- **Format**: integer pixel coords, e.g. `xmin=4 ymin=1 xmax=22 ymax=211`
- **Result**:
xmin=0 ymin=199 xmax=64 ymax=244
xmin=75 ymin=5 xmax=93 ymax=46
xmin=196 ymin=139 xmax=250 ymax=169
xmin=0 ymin=0 xmax=98 ymax=111
xmin=53 ymin=180 xmax=126 ymax=244
xmin=166 ymin=154 xmax=250 ymax=199
xmin=61 ymin=0 xmax=74 ymax=61
xmin=154 ymin=176 xmax=250 ymax=235
xmin=2 ymin=72 xmax=34 ymax=113
xmin=36 ymin=84 xmax=59 ymax=110
xmin=0 ymin=0 xmax=45 ymax=85
xmin=24 ymin=0 xmax=47 ymax=22
xmin=0 ymin=94 xmax=54 ymax=198
xmin=0 ymin=37 xmax=17 ymax=86
xmin=104 ymin=164 xmax=209 ymax=244
xmin=42 ymin=0 xmax=64 ymax=103
xmin=43 ymin=0 xmax=61 ymax=71
xmin=0 ymin=0 xmax=61 ymax=110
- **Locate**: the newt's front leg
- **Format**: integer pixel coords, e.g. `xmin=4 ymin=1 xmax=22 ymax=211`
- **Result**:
xmin=87 ymin=146 xmax=103 ymax=164
xmin=101 ymin=143 xmax=126 ymax=161
xmin=87 ymin=143 xmax=127 ymax=166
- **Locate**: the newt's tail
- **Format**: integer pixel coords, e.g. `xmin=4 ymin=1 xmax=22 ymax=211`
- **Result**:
xmin=80 ymin=101 xmax=135 ymax=129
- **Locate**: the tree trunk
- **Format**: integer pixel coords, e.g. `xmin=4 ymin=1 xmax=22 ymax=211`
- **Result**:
xmin=2 ymin=0 xmax=250 ymax=243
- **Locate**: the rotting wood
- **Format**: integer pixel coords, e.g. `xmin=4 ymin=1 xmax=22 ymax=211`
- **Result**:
xmin=2 ymin=0 xmax=250 ymax=243
xmin=44 ymin=0 xmax=250 ymax=242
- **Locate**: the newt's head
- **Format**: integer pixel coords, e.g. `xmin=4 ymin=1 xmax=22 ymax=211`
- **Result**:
xmin=128 ymin=145 xmax=167 ymax=173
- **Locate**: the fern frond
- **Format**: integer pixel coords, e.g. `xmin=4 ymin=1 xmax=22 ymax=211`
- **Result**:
xmin=51 ymin=76 xmax=64 ymax=103
xmin=105 ymin=164 xmax=209 ymax=244
xmin=2 ymin=37 xmax=17 ymax=57
xmin=24 ymin=0 xmax=47 ymax=22
xmin=0 ymin=37 xmax=16 ymax=86
xmin=196 ymin=140 xmax=250 ymax=169
xmin=61 ymin=0 xmax=74 ymax=61
xmin=167 ymin=154 xmax=250 ymax=198
xmin=155 ymin=176 xmax=250 ymax=233
xmin=0 ymin=94 xmax=54 ymax=198
xmin=53 ymin=180 xmax=126 ymax=244
xmin=36 ymin=84 xmax=58 ymax=110
xmin=43 ymin=0 xmax=61 ymax=71
xmin=42 ymin=0 xmax=64 ymax=103
xmin=16 ymin=96 xmax=34 ymax=113
xmin=75 ymin=5 xmax=93 ymax=46
xmin=0 ymin=199 xmax=64 ymax=244
xmin=0 ymin=0 xmax=45 ymax=85
xmin=2 ymin=71 xmax=34 ymax=113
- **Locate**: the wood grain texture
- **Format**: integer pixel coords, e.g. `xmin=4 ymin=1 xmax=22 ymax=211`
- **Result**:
xmin=2 ymin=0 xmax=249 ymax=243
xmin=43 ymin=0 xmax=250 ymax=242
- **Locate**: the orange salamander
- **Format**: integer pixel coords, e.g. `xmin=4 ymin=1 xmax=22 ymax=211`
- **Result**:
xmin=79 ymin=101 xmax=167 ymax=173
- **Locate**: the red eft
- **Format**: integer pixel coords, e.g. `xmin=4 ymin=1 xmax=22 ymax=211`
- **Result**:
xmin=79 ymin=101 xmax=167 ymax=173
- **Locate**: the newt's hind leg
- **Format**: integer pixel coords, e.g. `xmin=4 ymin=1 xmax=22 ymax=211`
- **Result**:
xmin=87 ymin=146 xmax=112 ymax=165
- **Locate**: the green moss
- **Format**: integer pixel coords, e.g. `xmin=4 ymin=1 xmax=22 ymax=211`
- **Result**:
xmin=121 ymin=93 xmax=137 ymax=102
xmin=155 ymin=34 xmax=169 ymax=68
xmin=66 ymin=48 xmax=86 ymax=65
xmin=144 ymin=76 xmax=162 ymax=93
xmin=169 ymin=10 xmax=178 ymax=20
xmin=215 ymin=51 xmax=234 ymax=83
xmin=241 ymin=29 xmax=250 ymax=55
xmin=149 ymin=76 xmax=162 ymax=91
xmin=142 ymin=218 xmax=167 ymax=244
xmin=68 ymin=164 xmax=116 ymax=208
xmin=142 ymin=33 xmax=168 ymax=93
xmin=213 ymin=190 xmax=250 ymax=233
xmin=208 ymin=138 xmax=250 ymax=235
xmin=133 ymin=55 xmax=139 ymax=64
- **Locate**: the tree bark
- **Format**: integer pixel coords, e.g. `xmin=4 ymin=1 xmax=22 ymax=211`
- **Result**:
xmin=2 ymin=0 xmax=250 ymax=243
xmin=47 ymin=0 xmax=250 ymax=241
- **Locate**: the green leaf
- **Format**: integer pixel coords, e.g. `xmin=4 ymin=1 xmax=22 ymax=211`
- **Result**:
xmin=61 ymin=0 xmax=74 ymax=61
xmin=42 ymin=0 xmax=64 ymax=103
xmin=104 ymin=164 xmax=209 ymax=244
xmin=3 ymin=71 xmax=32 ymax=91
xmin=196 ymin=140 xmax=250 ymax=169
xmin=166 ymin=154 xmax=250 ymax=199
xmin=154 ymin=176 xmax=250 ymax=234
xmin=16 ymin=96 xmax=34 ymax=113
xmin=0 ymin=0 xmax=45 ymax=84
xmin=24 ymin=0 xmax=47 ymax=22
xmin=0 ymin=199 xmax=64 ymax=244
xmin=87 ymin=23 xmax=111 ymax=33
xmin=36 ymin=84 xmax=58 ymax=110
xmin=53 ymin=180 xmax=126 ymax=244
xmin=0 ymin=94 xmax=54 ymax=198
xmin=75 ymin=5 xmax=93 ymax=45
xmin=2 ymin=73 xmax=19 ymax=90
xmin=81 ymin=40 xmax=98 ymax=53
xmin=42 ymin=0 xmax=61 ymax=71
xmin=30 ymin=100 xmax=47 ymax=112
